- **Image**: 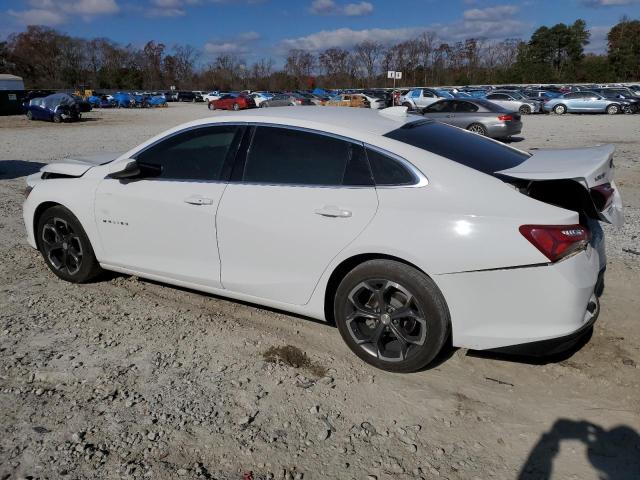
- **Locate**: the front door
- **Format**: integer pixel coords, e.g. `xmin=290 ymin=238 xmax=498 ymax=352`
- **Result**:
xmin=217 ymin=125 xmax=378 ymax=305
xmin=94 ymin=124 xmax=244 ymax=287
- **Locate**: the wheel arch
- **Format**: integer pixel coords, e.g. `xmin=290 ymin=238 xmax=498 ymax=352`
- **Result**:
xmin=32 ymin=201 xmax=66 ymax=249
xmin=323 ymin=252 xmax=434 ymax=325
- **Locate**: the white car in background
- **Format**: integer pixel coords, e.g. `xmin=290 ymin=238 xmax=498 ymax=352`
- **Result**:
xmin=400 ymin=88 xmax=452 ymax=110
xmin=23 ymin=107 xmax=622 ymax=372
xmin=250 ymin=92 xmax=273 ymax=106
xmin=202 ymin=91 xmax=222 ymax=103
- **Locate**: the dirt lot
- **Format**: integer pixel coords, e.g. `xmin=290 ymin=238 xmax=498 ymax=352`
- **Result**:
xmin=1 ymin=104 xmax=639 ymax=480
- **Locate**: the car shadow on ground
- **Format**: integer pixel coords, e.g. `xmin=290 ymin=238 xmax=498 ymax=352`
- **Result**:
xmin=502 ymin=136 xmax=525 ymax=143
xmin=518 ymin=419 xmax=640 ymax=480
xmin=465 ymin=327 xmax=594 ymax=366
xmin=0 ymin=160 xmax=45 ymax=180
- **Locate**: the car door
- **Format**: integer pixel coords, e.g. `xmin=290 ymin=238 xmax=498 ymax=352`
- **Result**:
xmin=450 ymin=101 xmax=479 ymax=127
xmin=94 ymin=124 xmax=245 ymax=287
xmin=422 ymin=100 xmax=454 ymax=122
xmin=216 ymin=125 xmax=378 ymax=305
xmin=416 ymin=89 xmax=436 ymax=108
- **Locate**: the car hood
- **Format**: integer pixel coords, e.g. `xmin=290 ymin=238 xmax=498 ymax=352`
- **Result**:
xmin=38 ymin=152 xmax=124 ymax=178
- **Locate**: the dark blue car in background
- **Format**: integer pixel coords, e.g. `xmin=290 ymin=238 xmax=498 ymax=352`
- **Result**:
xmin=25 ymin=93 xmax=81 ymax=123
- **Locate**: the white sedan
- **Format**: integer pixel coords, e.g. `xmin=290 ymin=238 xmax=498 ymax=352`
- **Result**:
xmin=22 ymin=107 xmax=623 ymax=372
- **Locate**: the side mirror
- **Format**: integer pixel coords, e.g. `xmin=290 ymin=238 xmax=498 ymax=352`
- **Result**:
xmin=108 ymin=159 xmax=140 ymax=179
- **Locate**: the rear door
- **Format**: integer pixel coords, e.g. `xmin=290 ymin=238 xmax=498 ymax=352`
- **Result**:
xmin=216 ymin=125 xmax=378 ymax=305
xmin=451 ymin=100 xmax=479 ymax=127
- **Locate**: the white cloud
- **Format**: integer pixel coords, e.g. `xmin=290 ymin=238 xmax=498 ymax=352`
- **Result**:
xmin=310 ymin=0 xmax=373 ymax=16
xmin=7 ymin=0 xmax=119 ymax=25
xmin=281 ymin=6 xmax=526 ymax=52
xmin=204 ymin=31 xmax=261 ymax=55
xmin=582 ymin=0 xmax=639 ymax=5
xmin=7 ymin=8 xmax=66 ymax=26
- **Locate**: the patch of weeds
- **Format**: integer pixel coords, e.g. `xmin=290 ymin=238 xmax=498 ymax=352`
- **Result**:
xmin=263 ymin=345 xmax=327 ymax=378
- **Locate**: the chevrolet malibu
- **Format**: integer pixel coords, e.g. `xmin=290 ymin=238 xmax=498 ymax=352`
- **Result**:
xmin=23 ymin=107 xmax=623 ymax=372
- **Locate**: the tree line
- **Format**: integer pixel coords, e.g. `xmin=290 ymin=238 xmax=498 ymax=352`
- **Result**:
xmin=0 ymin=18 xmax=638 ymax=91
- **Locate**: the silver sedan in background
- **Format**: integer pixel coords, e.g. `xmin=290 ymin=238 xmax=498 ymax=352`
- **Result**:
xmin=261 ymin=93 xmax=314 ymax=107
xmin=485 ymin=91 xmax=541 ymax=115
xmin=422 ymin=99 xmax=522 ymax=139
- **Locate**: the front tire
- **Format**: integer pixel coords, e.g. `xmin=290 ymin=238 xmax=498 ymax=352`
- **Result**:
xmin=36 ymin=206 xmax=102 ymax=283
xmin=606 ymin=104 xmax=619 ymax=115
xmin=519 ymin=105 xmax=532 ymax=115
xmin=553 ymin=104 xmax=567 ymax=115
xmin=208 ymin=102 xmax=215 ymax=110
xmin=26 ymin=111 xmax=34 ymax=120
xmin=53 ymin=114 xmax=62 ymax=123
xmin=334 ymin=260 xmax=450 ymax=373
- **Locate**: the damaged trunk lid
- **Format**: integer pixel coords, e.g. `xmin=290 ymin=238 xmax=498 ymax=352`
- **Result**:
xmin=497 ymin=144 xmax=623 ymax=227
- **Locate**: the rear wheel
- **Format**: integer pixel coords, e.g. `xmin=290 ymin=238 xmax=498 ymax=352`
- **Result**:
xmin=208 ymin=102 xmax=215 ymax=111
xmin=606 ymin=104 xmax=619 ymax=115
xmin=519 ymin=105 xmax=532 ymax=115
xmin=26 ymin=111 xmax=33 ymax=120
xmin=467 ymin=123 xmax=488 ymax=136
xmin=261 ymin=102 xmax=268 ymax=108
xmin=233 ymin=103 xmax=240 ymax=111
xmin=36 ymin=205 xmax=102 ymax=283
xmin=334 ymin=260 xmax=449 ymax=373
xmin=553 ymin=104 xmax=567 ymax=115
xmin=53 ymin=114 xmax=62 ymax=123
xmin=402 ymin=102 xmax=413 ymax=110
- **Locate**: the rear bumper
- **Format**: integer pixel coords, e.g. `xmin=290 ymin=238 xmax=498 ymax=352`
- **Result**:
xmin=486 ymin=121 xmax=522 ymax=138
xmin=434 ymin=245 xmax=602 ymax=351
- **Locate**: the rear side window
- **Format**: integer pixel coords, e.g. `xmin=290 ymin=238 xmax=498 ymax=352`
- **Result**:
xmin=384 ymin=120 xmax=530 ymax=176
xmin=243 ymin=126 xmax=372 ymax=186
xmin=454 ymin=101 xmax=479 ymax=113
xmin=366 ymin=148 xmax=416 ymax=186
xmin=135 ymin=125 xmax=241 ymax=181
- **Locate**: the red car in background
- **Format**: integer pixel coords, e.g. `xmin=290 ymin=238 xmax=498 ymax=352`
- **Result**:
xmin=208 ymin=93 xmax=255 ymax=111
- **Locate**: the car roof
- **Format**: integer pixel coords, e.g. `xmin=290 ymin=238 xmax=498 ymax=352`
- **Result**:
xmin=175 ymin=107 xmax=414 ymax=137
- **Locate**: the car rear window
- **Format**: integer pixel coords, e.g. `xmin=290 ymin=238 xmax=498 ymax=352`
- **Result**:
xmin=383 ymin=120 xmax=530 ymax=175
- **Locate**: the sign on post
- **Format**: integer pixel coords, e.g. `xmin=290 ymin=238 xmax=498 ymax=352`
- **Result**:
xmin=387 ymin=71 xmax=403 ymax=105
xmin=387 ymin=71 xmax=395 ymax=79
xmin=395 ymin=71 xmax=402 ymax=80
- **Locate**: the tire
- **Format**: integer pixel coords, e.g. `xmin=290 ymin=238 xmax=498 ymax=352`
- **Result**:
xmin=334 ymin=260 xmax=450 ymax=373
xmin=36 ymin=205 xmax=103 ymax=283
xmin=519 ymin=105 xmax=532 ymax=115
xmin=553 ymin=104 xmax=566 ymax=115
xmin=261 ymin=102 xmax=268 ymax=108
xmin=606 ymin=104 xmax=619 ymax=115
xmin=53 ymin=114 xmax=62 ymax=123
xmin=467 ymin=123 xmax=488 ymax=136
xmin=26 ymin=111 xmax=33 ymax=120
xmin=402 ymin=102 xmax=413 ymax=110
xmin=233 ymin=103 xmax=240 ymax=111
xmin=208 ymin=102 xmax=215 ymax=111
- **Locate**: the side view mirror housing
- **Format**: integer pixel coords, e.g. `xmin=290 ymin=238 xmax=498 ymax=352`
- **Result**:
xmin=107 ymin=159 xmax=140 ymax=179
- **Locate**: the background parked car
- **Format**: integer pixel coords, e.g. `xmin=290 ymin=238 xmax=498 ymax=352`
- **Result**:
xmin=592 ymin=88 xmax=639 ymax=113
xmin=261 ymin=93 xmax=313 ymax=107
xmin=400 ymin=88 xmax=452 ymax=110
xmin=25 ymin=93 xmax=81 ymax=123
xmin=543 ymin=91 xmax=624 ymax=115
xmin=359 ymin=91 xmax=386 ymax=109
xmin=422 ymin=99 xmax=522 ymax=139
xmin=208 ymin=93 xmax=255 ymax=111
xmin=176 ymin=91 xmax=197 ymax=102
xmin=250 ymin=92 xmax=274 ymax=106
xmin=325 ymin=93 xmax=370 ymax=108
xmin=485 ymin=91 xmax=541 ymax=114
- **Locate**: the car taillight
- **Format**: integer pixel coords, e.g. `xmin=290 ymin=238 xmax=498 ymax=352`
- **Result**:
xmin=498 ymin=114 xmax=513 ymax=121
xmin=590 ymin=183 xmax=615 ymax=211
xmin=519 ymin=224 xmax=590 ymax=262
xmin=294 ymin=99 xmax=303 ymax=104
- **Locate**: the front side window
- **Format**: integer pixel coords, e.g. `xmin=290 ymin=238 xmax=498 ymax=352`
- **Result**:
xmin=243 ymin=127 xmax=372 ymax=186
xmin=424 ymin=101 xmax=451 ymax=113
xmin=135 ymin=125 xmax=242 ymax=181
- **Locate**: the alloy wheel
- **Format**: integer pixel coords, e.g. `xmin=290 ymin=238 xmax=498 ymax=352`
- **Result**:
xmin=468 ymin=124 xmax=486 ymax=135
xmin=41 ymin=217 xmax=83 ymax=275
xmin=344 ymin=279 xmax=427 ymax=362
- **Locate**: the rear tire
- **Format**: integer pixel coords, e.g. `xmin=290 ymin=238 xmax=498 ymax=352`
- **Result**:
xmin=53 ymin=114 xmax=62 ymax=123
xmin=519 ymin=105 xmax=532 ymax=115
xmin=208 ymin=102 xmax=215 ymax=110
xmin=26 ymin=111 xmax=33 ymax=120
xmin=334 ymin=260 xmax=450 ymax=373
xmin=606 ymin=104 xmax=619 ymax=115
xmin=233 ymin=103 xmax=240 ymax=111
xmin=36 ymin=205 xmax=103 ymax=283
xmin=402 ymin=102 xmax=413 ymax=110
xmin=467 ymin=123 xmax=488 ymax=136
xmin=553 ymin=104 xmax=567 ymax=115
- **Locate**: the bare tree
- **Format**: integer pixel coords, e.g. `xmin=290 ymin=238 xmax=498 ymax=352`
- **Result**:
xmin=285 ymin=49 xmax=315 ymax=88
xmin=354 ymin=41 xmax=383 ymax=86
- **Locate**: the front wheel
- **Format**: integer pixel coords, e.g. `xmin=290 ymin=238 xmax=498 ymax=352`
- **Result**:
xmin=53 ymin=114 xmax=62 ymax=123
xmin=208 ymin=102 xmax=215 ymax=110
xmin=519 ymin=105 xmax=532 ymax=115
xmin=37 ymin=205 xmax=103 ymax=283
xmin=334 ymin=260 xmax=450 ymax=373
xmin=26 ymin=111 xmax=34 ymax=120
xmin=606 ymin=104 xmax=619 ymax=115
xmin=467 ymin=123 xmax=488 ymax=136
xmin=553 ymin=104 xmax=567 ymax=115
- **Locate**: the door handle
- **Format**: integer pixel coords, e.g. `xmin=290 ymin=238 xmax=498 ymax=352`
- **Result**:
xmin=184 ymin=195 xmax=214 ymax=206
xmin=314 ymin=206 xmax=352 ymax=218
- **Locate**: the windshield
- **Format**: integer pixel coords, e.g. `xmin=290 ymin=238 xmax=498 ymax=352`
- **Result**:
xmin=435 ymin=90 xmax=454 ymax=99
xmin=384 ymin=120 xmax=530 ymax=176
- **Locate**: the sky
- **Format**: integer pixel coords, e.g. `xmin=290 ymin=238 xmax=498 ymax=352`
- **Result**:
xmin=1 ymin=0 xmax=640 ymax=65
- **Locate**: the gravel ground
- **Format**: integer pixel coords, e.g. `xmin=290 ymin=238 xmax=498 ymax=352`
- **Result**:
xmin=1 ymin=104 xmax=639 ymax=480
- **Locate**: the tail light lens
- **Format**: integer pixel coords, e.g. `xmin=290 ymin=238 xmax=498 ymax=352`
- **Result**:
xmin=519 ymin=224 xmax=590 ymax=262
xmin=590 ymin=183 xmax=615 ymax=211
xmin=294 ymin=99 xmax=303 ymax=105
xmin=498 ymin=114 xmax=513 ymax=121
